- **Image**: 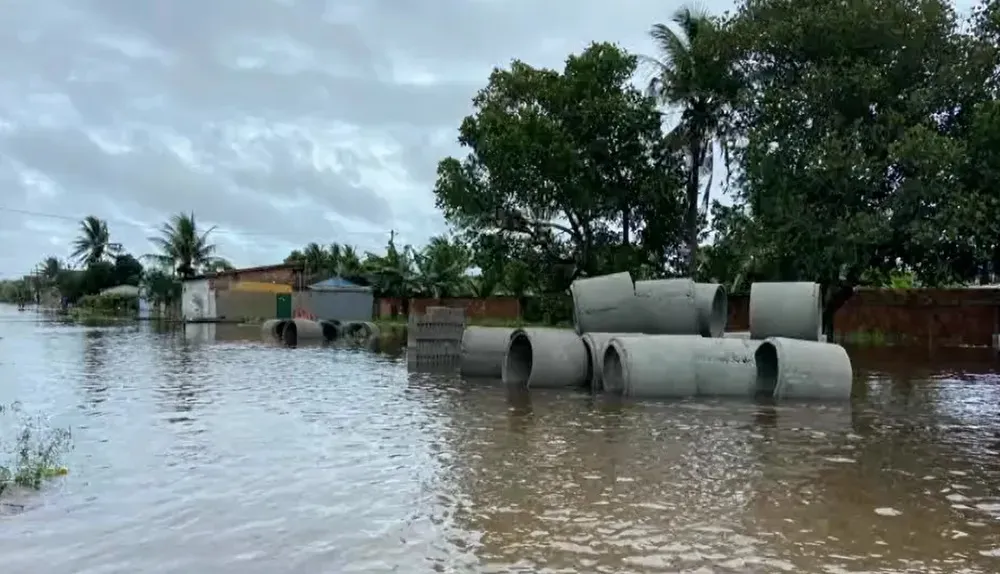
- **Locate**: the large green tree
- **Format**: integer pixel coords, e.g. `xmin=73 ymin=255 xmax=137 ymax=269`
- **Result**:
xmin=433 ymin=42 xmax=686 ymax=295
xmin=721 ymin=0 xmax=989 ymax=334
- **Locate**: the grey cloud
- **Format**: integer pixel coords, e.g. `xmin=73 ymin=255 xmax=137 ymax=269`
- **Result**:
xmin=0 ymin=0 xmax=700 ymax=276
xmin=0 ymin=125 xmax=392 ymax=232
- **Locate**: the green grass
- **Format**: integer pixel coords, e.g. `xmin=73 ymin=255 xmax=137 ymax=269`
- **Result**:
xmin=0 ymin=403 xmax=72 ymax=497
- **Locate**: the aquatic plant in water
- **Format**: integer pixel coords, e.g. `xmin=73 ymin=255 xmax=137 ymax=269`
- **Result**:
xmin=0 ymin=403 xmax=71 ymax=496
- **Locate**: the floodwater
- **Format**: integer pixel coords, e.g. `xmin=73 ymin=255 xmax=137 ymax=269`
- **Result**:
xmin=2 ymin=306 xmax=1000 ymax=573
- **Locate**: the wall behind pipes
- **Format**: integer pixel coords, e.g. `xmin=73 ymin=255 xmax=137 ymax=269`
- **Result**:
xmin=294 ymin=290 xmax=374 ymax=322
xmin=215 ymin=290 xmax=277 ymax=321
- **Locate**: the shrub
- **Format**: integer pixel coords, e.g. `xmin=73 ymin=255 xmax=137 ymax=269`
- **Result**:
xmin=0 ymin=403 xmax=71 ymax=496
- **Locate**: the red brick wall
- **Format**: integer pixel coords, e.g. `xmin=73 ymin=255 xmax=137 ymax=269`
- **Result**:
xmin=378 ymin=297 xmax=522 ymax=320
xmin=727 ymin=288 xmax=1000 ymax=347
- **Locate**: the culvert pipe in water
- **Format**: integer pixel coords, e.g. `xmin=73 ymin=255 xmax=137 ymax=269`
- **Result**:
xmin=602 ymin=335 xmax=699 ymax=398
xmin=261 ymin=319 xmax=287 ymax=342
xmin=602 ymin=335 xmax=765 ymax=398
xmin=502 ymin=328 xmax=590 ymax=389
xmin=634 ymin=279 xmax=699 ymax=335
xmin=749 ymin=282 xmax=823 ymax=341
xmin=581 ymin=332 xmax=643 ymax=392
xmin=282 ymin=318 xmax=326 ymax=346
xmin=569 ymin=272 xmax=640 ymax=334
xmin=460 ymin=326 xmax=517 ymax=379
xmin=754 ymin=337 xmax=853 ymax=401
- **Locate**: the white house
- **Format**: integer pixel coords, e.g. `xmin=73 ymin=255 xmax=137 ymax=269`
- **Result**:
xmin=181 ymin=278 xmax=217 ymax=322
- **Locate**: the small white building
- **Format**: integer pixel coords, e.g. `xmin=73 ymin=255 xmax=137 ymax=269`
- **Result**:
xmin=181 ymin=278 xmax=217 ymax=322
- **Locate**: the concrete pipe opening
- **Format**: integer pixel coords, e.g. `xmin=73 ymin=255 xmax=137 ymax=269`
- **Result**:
xmin=261 ymin=319 xmax=286 ymax=341
xmin=582 ymin=332 xmax=641 ymax=392
xmin=703 ymin=284 xmax=728 ymax=337
xmin=319 ymin=319 xmax=342 ymax=341
xmin=602 ymin=341 xmax=627 ymax=395
xmin=753 ymin=337 xmax=853 ymax=401
xmin=282 ymin=318 xmax=324 ymax=347
xmin=501 ymin=328 xmax=590 ymax=389
xmin=503 ymin=332 xmax=534 ymax=387
xmin=754 ymin=341 xmax=780 ymax=397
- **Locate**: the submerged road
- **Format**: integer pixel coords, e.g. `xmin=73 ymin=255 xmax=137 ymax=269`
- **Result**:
xmin=2 ymin=304 xmax=1000 ymax=573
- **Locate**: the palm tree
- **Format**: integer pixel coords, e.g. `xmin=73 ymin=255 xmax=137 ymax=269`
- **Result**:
xmin=412 ymin=236 xmax=472 ymax=298
xmin=644 ymin=6 xmax=738 ymax=274
xmin=37 ymin=257 xmax=64 ymax=284
xmin=301 ymin=242 xmax=327 ymax=277
xmin=145 ymin=212 xmax=221 ymax=279
xmin=70 ymin=216 xmax=114 ymax=267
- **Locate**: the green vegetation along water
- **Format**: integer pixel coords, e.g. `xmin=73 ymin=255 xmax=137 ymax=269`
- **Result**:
xmin=3 ymin=303 xmax=1000 ymax=572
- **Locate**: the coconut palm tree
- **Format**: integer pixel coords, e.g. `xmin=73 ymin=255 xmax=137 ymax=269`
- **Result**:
xmin=145 ymin=212 xmax=221 ymax=279
xmin=644 ymin=6 xmax=739 ymax=274
xmin=70 ymin=216 xmax=115 ymax=267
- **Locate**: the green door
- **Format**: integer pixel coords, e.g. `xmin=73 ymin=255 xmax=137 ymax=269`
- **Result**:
xmin=276 ymin=294 xmax=292 ymax=319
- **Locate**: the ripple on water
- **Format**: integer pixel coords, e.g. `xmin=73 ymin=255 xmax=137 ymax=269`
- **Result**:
xmin=3 ymin=309 xmax=1000 ymax=572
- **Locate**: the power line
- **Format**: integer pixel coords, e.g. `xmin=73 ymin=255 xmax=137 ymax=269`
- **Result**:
xmin=0 ymin=206 xmax=384 ymax=239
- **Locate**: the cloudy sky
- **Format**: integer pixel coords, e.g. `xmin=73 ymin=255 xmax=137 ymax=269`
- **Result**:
xmin=0 ymin=0 xmax=977 ymax=279
xmin=0 ymin=0 xmax=740 ymax=278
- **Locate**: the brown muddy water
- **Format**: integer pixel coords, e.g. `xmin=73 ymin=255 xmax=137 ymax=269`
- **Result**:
xmin=3 ymin=305 xmax=1000 ymax=573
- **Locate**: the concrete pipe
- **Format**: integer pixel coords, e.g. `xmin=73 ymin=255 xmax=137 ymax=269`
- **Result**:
xmin=601 ymin=335 xmax=699 ymax=398
xmin=502 ymin=328 xmax=590 ymax=389
xmin=460 ymin=326 xmax=518 ymax=379
xmin=723 ymin=331 xmax=751 ymax=339
xmin=634 ymin=278 xmax=700 ymax=335
xmin=318 ymin=319 xmax=342 ymax=340
xmin=754 ymin=337 xmax=853 ymax=401
xmin=569 ymin=272 xmax=640 ymax=334
xmin=749 ymin=282 xmax=823 ymax=341
xmin=261 ymin=319 xmax=286 ymax=341
xmin=694 ymin=283 xmax=728 ymax=337
xmin=342 ymin=321 xmax=380 ymax=340
xmin=580 ymin=332 xmax=643 ymax=392
xmin=282 ymin=318 xmax=325 ymax=346
xmin=692 ymin=337 xmax=765 ymax=397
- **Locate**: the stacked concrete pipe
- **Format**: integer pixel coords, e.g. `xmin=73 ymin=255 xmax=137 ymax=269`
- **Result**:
xmin=502 ymin=328 xmax=590 ymax=389
xmin=749 ymin=282 xmax=824 ymax=341
xmin=569 ymin=272 xmax=641 ymax=334
xmin=634 ymin=279 xmax=727 ymax=337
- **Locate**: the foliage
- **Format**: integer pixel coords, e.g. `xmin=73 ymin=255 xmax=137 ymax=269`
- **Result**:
xmin=70 ymin=215 xmax=117 ymax=268
xmin=143 ymin=269 xmax=182 ymax=307
xmin=146 ymin=212 xmax=223 ymax=279
xmin=76 ymin=293 xmax=138 ymax=317
xmin=433 ymin=42 xmax=686 ymax=296
xmin=644 ymin=6 xmax=741 ymax=273
xmin=0 ymin=403 xmax=71 ymax=496
xmin=695 ymin=0 xmax=1000 ymax=333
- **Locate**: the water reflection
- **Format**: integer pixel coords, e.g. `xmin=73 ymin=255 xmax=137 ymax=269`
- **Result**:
xmin=80 ymin=329 xmax=109 ymax=408
xmin=3 ymin=304 xmax=1000 ymax=572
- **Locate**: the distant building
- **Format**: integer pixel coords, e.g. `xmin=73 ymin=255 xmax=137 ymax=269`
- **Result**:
xmin=180 ymin=262 xmax=305 ymax=322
